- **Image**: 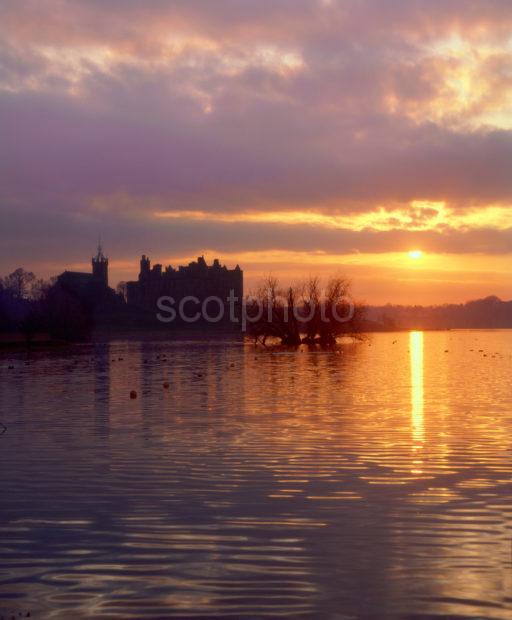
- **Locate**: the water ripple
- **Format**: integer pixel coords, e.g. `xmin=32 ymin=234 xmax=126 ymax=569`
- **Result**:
xmin=0 ymin=331 xmax=511 ymax=618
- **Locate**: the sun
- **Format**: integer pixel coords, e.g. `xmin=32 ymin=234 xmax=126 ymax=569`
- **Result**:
xmin=408 ymin=250 xmax=423 ymax=259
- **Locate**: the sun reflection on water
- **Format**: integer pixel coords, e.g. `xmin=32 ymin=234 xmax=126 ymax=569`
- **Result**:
xmin=410 ymin=331 xmax=425 ymax=444
xmin=1 ymin=333 xmax=512 ymax=619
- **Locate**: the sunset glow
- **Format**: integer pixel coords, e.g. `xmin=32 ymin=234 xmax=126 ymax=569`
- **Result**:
xmin=2 ymin=4 xmax=512 ymax=619
xmin=1 ymin=1 xmax=511 ymax=305
xmin=408 ymin=250 xmax=423 ymax=260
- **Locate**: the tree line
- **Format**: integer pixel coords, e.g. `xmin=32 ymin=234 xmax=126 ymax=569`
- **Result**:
xmin=0 ymin=268 xmax=122 ymax=341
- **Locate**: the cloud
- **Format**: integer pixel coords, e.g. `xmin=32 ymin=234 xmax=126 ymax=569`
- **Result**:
xmin=2 ymin=204 xmax=511 ymax=263
xmin=1 ymin=0 xmax=511 ymax=300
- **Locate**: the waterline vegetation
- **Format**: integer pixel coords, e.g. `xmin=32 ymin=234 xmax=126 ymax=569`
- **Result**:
xmin=246 ymin=276 xmax=366 ymax=347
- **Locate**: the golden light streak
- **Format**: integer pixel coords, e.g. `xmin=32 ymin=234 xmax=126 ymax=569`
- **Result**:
xmin=410 ymin=331 xmax=425 ymax=444
xmin=136 ymin=250 xmax=511 ymax=277
xmin=153 ymin=202 xmax=512 ymax=232
xmin=57 ymin=249 xmax=512 ymax=306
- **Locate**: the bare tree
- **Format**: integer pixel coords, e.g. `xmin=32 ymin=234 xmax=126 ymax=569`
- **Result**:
xmin=246 ymin=275 xmax=301 ymax=346
xmin=2 ymin=268 xmax=36 ymax=299
xmin=116 ymin=281 xmax=128 ymax=302
xmin=247 ymin=274 xmax=365 ymax=347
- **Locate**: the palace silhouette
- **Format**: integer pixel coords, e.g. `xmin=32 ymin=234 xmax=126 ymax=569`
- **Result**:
xmin=56 ymin=246 xmax=243 ymax=329
xmin=127 ymin=254 xmax=243 ymax=313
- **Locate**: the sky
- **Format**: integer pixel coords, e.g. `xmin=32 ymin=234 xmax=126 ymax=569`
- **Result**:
xmin=1 ymin=0 xmax=511 ymax=305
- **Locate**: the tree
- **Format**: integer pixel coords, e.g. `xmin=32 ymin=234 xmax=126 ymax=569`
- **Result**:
xmin=2 ymin=268 xmax=36 ymax=299
xmin=29 ymin=277 xmax=51 ymax=301
xmin=245 ymin=276 xmax=302 ymax=346
xmin=42 ymin=283 xmax=89 ymax=340
xmin=246 ymin=275 xmax=366 ymax=347
xmin=116 ymin=281 xmax=128 ymax=301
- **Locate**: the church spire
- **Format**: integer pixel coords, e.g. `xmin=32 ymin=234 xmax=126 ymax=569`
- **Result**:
xmin=96 ymin=236 xmax=106 ymax=261
xmin=92 ymin=238 xmax=108 ymax=287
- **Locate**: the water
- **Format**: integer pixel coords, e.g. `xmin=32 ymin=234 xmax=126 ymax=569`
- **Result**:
xmin=1 ymin=330 xmax=511 ymax=619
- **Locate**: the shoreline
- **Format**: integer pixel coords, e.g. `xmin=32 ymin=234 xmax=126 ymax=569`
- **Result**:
xmin=1 ymin=326 xmax=511 ymax=355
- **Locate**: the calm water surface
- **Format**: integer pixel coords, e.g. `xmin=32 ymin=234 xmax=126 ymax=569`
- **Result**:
xmin=1 ymin=331 xmax=511 ymax=619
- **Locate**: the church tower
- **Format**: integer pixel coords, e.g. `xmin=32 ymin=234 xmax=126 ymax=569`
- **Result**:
xmin=92 ymin=243 xmax=109 ymax=287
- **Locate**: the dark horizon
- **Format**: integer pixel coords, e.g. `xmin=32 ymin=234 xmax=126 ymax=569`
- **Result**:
xmin=2 ymin=246 xmax=511 ymax=310
xmin=2 ymin=251 xmax=511 ymax=340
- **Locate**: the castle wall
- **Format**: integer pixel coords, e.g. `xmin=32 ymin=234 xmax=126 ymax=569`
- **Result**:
xmin=126 ymin=256 xmax=243 ymax=322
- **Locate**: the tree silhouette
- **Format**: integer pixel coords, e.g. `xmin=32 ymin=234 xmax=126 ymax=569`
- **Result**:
xmin=2 ymin=268 xmax=36 ymax=299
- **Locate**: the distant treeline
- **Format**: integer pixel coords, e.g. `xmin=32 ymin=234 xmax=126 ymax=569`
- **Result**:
xmin=366 ymin=296 xmax=512 ymax=330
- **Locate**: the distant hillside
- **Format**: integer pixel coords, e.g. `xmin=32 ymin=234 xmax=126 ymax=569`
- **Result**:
xmin=366 ymin=296 xmax=512 ymax=330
